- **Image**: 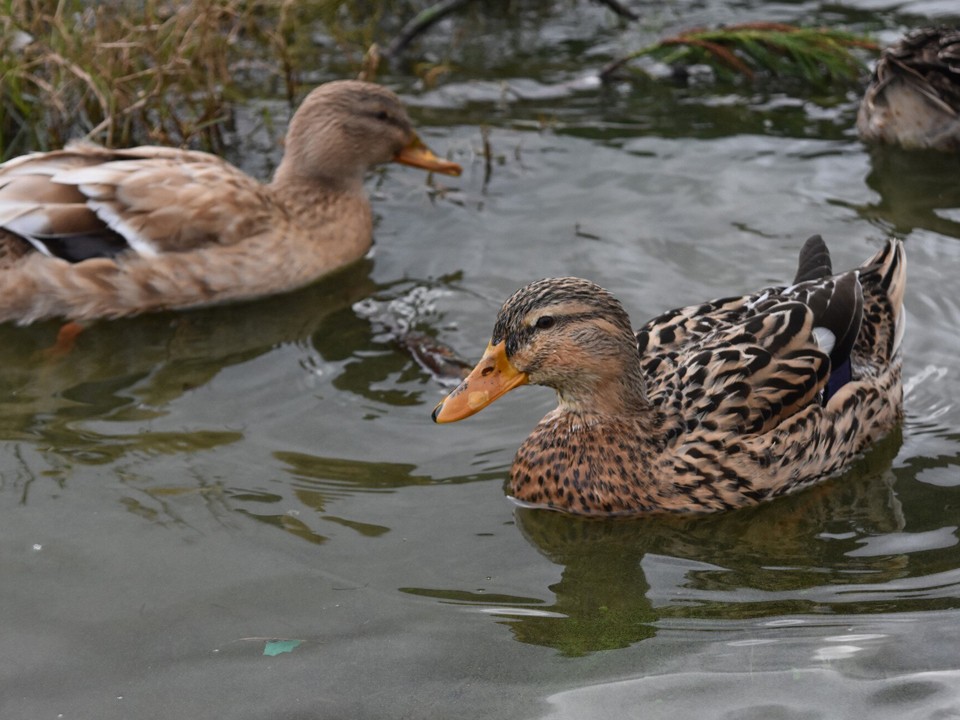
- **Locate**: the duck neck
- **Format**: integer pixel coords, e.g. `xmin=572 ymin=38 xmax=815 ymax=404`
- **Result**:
xmin=513 ymin=367 xmax=663 ymax=516
xmin=270 ymin=163 xmax=366 ymax=199
xmin=555 ymin=356 xmax=655 ymax=429
xmin=267 ymin=173 xmax=374 ymax=270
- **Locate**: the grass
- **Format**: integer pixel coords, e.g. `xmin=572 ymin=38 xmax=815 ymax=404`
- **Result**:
xmin=1 ymin=4 xmax=883 ymax=162
xmin=0 ymin=0 xmax=316 ymax=160
xmin=0 ymin=0 xmax=465 ymax=160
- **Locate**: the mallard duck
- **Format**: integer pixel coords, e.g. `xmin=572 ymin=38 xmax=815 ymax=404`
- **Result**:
xmin=857 ymin=27 xmax=960 ymax=151
xmin=0 ymin=80 xmax=461 ymax=324
xmin=433 ymin=236 xmax=906 ymax=516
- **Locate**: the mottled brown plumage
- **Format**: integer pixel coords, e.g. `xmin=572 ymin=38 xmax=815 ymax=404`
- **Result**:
xmin=433 ymin=237 xmax=906 ymax=517
xmin=0 ymin=80 xmax=460 ymax=324
xmin=857 ymin=27 xmax=960 ymax=151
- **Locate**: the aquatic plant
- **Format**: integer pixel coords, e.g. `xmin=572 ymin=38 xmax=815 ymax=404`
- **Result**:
xmin=602 ymin=23 xmax=878 ymax=86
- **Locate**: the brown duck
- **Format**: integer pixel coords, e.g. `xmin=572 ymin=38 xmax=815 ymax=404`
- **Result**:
xmin=433 ymin=236 xmax=906 ymax=517
xmin=858 ymin=27 xmax=960 ymax=151
xmin=0 ymin=80 xmax=461 ymax=324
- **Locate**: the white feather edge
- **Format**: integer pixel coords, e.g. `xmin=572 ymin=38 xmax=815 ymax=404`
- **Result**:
xmin=54 ymin=164 xmax=160 ymax=256
xmin=0 ymin=200 xmax=36 ymax=227
xmin=0 ymin=154 xmax=67 ymax=176
xmin=0 ymin=163 xmax=159 ymax=258
xmin=812 ymin=326 xmax=836 ymax=356
xmin=52 ymin=164 xmax=132 ymax=197
xmin=744 ymin=290 xmax=771 ymax=310
xmin=0 ymin=204 xmax=55 ymax=256
xmin=87 ymin=199 xmax=159 ymax=257
xmin=893 ymin=312 xmax=906 ymax=356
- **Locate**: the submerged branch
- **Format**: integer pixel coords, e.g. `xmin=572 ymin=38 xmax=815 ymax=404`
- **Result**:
xmin=593 ymin=0 xmax=639 ymax=21
xmin=384 ymin=0 xmax=477 ymax=59
xmin=384 ymin=0 xmax=639 ymax=60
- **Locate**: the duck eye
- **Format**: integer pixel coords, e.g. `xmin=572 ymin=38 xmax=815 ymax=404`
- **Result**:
xmin=375 ymin=110 xmax=390 ymax=121
xmin=534 ymin=315 xmax=555 ymax=330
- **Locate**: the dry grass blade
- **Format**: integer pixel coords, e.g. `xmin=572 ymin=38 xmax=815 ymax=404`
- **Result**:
xmin=659 ymin=37 xmax=756 ymax=79
xmin=0 ymin=0 xmax=310 ymax=160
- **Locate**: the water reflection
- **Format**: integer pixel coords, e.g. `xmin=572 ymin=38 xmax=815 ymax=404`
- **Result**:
xmin=326 ymin=278 xmax=471 ymax=405
xmin=0 ymin=261 xmax=376 ymax=439
xmin=402 ymin=430 xmax=956 ymax=656
xmin=853 ymin=147 xmax=960 ymax=238
xmin=544 ymin=668 xmax=960 ymax=720
xmin=0 ymin=262 xmax=379 ymax=514
xmin=514 ymin=436 xmax=906 ymax=654
xmin=0 ymin=256 xmax=477 ymax=543
xmin=239 ymin=451 xmax=503 ymax=545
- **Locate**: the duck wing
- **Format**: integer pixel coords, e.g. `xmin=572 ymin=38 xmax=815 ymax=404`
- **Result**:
xmin=639 ymin=299 xmax=829 ymax=440
xmin=637 ymin=240 xmax=867 ymax=441
xmin=0 ymin=143 xmax=274 ymax=262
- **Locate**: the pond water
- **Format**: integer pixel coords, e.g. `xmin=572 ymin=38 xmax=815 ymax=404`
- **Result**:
xmin=3 ymin=1 xmax=960 ymax=718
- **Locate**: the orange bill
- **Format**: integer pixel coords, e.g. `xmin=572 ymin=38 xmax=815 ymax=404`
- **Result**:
xmin=394 ymin=133 xmax=462 ymax=176
xmin=432 ymin=341 xmax=528 ymax=423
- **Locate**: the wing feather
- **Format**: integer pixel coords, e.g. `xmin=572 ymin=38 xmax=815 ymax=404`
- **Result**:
xmin=0 ymin=144 xmax=276 ymax=263
xmin=652 ymin=302 xmax=829 ymax=438
xmin=637 ymin=259 xmax=865 ymax=440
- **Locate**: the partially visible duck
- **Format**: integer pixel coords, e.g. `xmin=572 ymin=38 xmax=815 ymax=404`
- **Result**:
xmin=858 ymin=27 xmax=960 ymax=151
xmin=0 ymin=80 xmax=461 ymax=324
xmin=433 ymin=236 xmax=906 ymax=517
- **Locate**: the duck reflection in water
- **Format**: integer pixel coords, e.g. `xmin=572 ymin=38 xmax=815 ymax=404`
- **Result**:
xmin=500 ymin=432 xmax=903 ymax=655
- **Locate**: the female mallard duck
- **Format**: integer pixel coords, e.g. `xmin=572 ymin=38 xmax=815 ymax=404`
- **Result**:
xmin=433 ymin=236 xmax=906 ymax=516
xmin=857 ymin=27 xmax=960 ymax=151
xmin=0 ymin=80 xmax=461 ymax=324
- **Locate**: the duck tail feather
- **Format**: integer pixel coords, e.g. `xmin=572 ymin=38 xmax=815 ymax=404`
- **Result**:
xmin=793 ymin=234 xmax=833 ymax=284
xmin=857 ymin=239 xmax=907 ymax=361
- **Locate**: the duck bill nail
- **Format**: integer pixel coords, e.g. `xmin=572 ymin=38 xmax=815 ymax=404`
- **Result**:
xmin=394 ymin=134 xmax=462 ymax=176
xmin=432 ymin=341 xmax=528 ymax=423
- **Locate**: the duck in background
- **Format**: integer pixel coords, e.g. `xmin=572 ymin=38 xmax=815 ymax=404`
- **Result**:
xmin=0 ymin=80 xmax=461 ymax=324
xmin=433 ymin=236 xmax=906 ymax=517
xmin=858 ymin=27 xmax=960 ymax=151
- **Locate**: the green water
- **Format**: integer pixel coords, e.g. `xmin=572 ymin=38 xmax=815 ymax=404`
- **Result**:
xmin=3 ymin=2 xmax=960 ymax=718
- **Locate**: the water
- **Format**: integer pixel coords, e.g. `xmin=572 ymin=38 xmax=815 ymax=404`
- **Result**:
xmin=3 ymin=2 xmax=960 ymax=718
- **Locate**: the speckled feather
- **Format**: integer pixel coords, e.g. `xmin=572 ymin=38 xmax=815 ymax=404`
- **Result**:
xmin=473 ymin=237 xmax=906 ymax=516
